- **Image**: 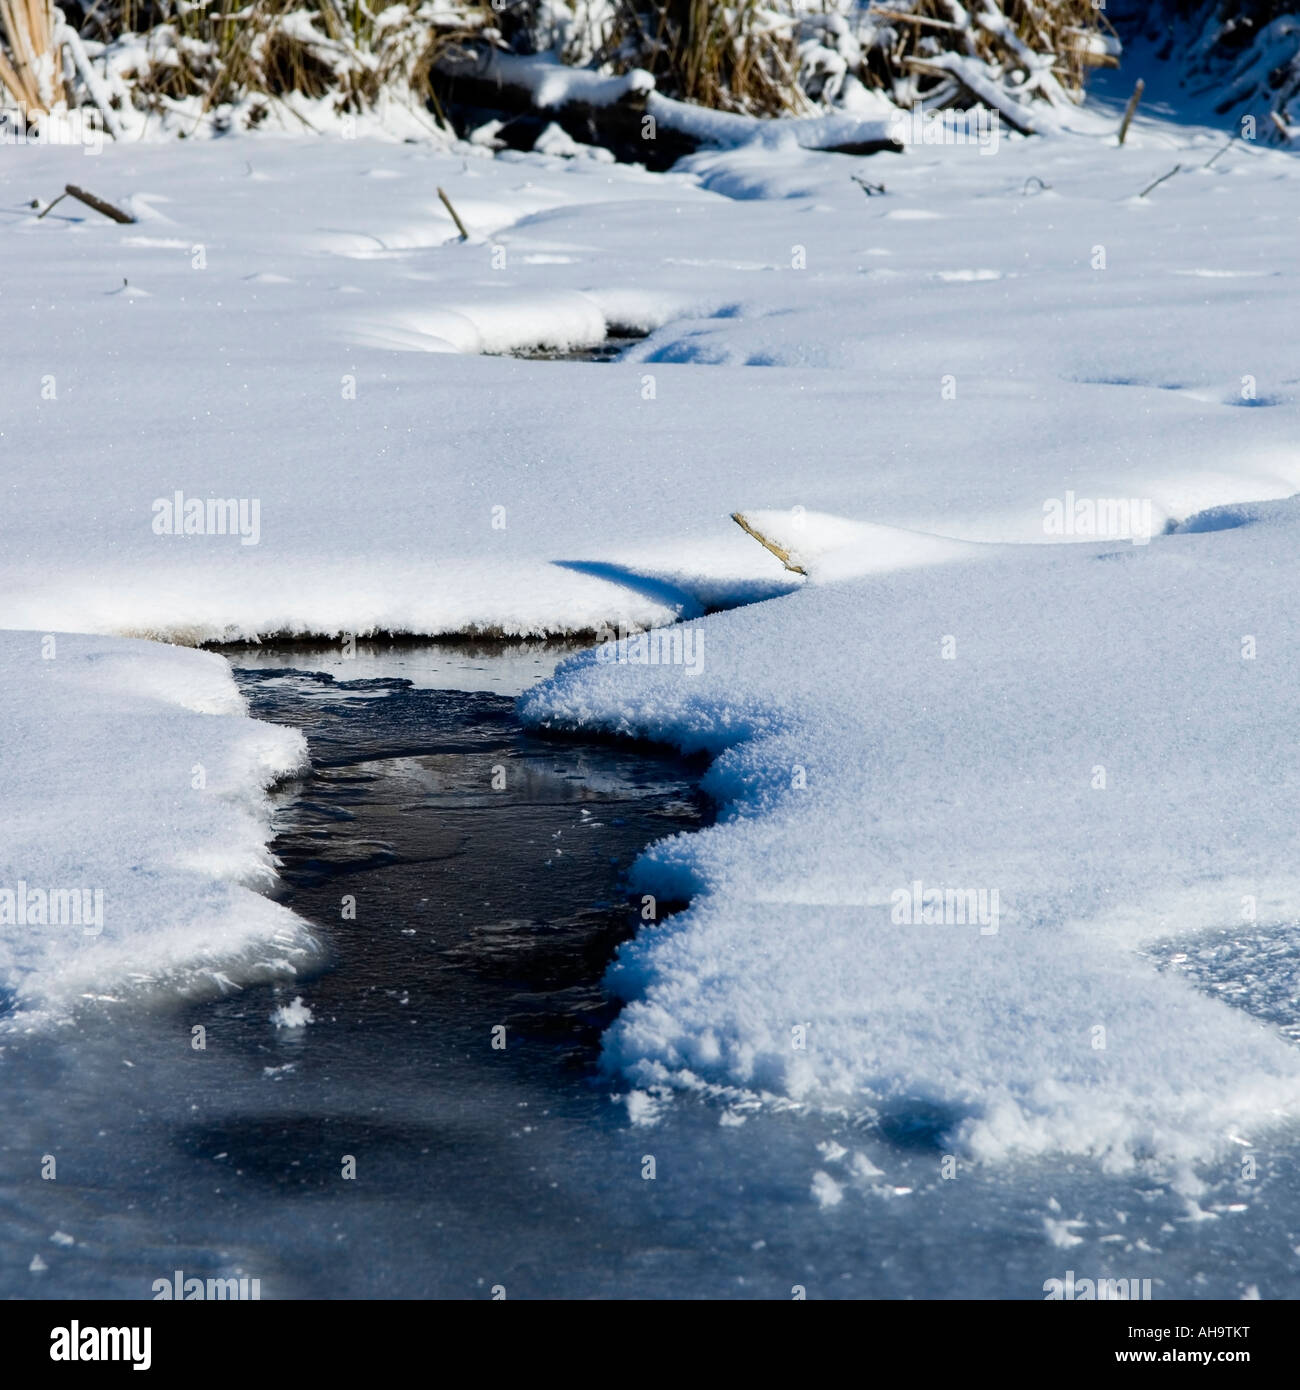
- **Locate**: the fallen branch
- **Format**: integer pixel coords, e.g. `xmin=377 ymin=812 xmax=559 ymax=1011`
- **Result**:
xmin=731 ymin=512 xmax=807 ymax=576
xmin=1117 ymin=78 xmax=1143 ymax=146
xmin=436 ymin=185 xmax=470 ymax=240
xmin=1138 ymin=163 xmax=1181 ymax=199
xmin=39 ymin=183 xmax=135 ymax=223
xmin=1202 ymin=137 xmax=1234 ymax=169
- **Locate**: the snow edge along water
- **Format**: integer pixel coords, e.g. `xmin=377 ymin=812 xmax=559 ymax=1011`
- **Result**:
xmin=0 ymin=632 xmax=318 ymax=1026
xmin=518 ymin=497 xmax=1300 ymax=1185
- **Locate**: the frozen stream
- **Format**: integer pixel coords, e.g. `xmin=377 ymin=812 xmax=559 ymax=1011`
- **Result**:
xmin=1 ymin=642 xmax=1297 ymax=1299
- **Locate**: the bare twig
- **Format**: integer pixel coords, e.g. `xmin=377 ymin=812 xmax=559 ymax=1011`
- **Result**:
xmin=1138 ymin=164 xmax=1181 ymax=199
xmin=1117 ymin=77 xmax=1144 ymax=146
xmin=1203 ymin=137 xmax=1234 ymax=169
xmin=851 ymin=173 xmax=887 ymax=197
xmin=437 ymin=185 xmax=470 ymax=240
xmin=730 ymin=512 xmax=807 ymax=576
xmin=35 ymin=189 xmax=68 ymax=219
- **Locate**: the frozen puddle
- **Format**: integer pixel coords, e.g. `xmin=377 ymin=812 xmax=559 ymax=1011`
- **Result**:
xmin=2 ymin=641 xmax=1299 ymax=1299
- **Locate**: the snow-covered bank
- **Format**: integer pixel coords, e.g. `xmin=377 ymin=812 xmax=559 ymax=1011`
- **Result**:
xmin=0 ymin=633 xmax=314 ymax=1023
xmin=522 ymin=495 xmax=1300 ymax=1172
xmin=2 ymin=117 xmax=1299 ymax=642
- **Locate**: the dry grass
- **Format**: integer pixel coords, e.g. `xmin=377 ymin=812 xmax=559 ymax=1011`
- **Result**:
xmin=607 ymin=0 xmax=811 ymax=117
xmin=1 ymin=0 xmax=65 ymax=110
xmin=608 ymin=1 xmax=1114 ymax=117
xmin=888 ymin=0 xmax=1117 ymax=102
xmin=7 ymin=2 xmax=1113 ymax=128
xmin=71 ymin=0 xmax=494 ymax=119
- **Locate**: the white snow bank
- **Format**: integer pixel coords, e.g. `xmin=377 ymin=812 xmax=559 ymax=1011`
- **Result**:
xmin=521 ymin=495 xmax=1300 ymax=1171
xmin=0 ymin=633 xmax=314 ymax=1023
xmin=351 ymin=289 xmax=609 ymax=355
xmin=3 ymin=128 xmax=1298 ymax=644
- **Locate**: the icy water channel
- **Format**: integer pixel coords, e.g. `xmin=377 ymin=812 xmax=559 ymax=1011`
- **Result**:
xmin=3 ymin=640 xmax=1299 ymax=1299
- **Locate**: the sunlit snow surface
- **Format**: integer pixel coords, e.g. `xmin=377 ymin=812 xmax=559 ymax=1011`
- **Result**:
xmin=2 ymin=105 xmax=1299 ymax=640
xmin=3 ymin=91 xmax=1300 ymax=1295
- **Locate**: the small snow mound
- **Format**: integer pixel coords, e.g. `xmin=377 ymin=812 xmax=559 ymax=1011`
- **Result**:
xmin=271 ymin=996 xmax=313 ymax=1029
xmin=624 ymin=1089 xmax=664 ymax=1127
xmin=810 ymin=1171 xmax=844 ymax=1208
xmin=1044 ymin=1216 xmax=1087 ymax=1249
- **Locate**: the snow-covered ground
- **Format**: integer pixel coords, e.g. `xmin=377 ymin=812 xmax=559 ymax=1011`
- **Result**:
xmin=0 ymin=633 xmax=314 ymax=1021
xmin=4 ymin=103 xmax=1297 ymax=642
xmin=3 ymin=83 xmax=1300 ymax=1240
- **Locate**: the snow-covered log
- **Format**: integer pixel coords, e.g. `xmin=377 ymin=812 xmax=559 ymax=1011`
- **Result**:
xmin=431 ymin=48 xmax=903 ymax=167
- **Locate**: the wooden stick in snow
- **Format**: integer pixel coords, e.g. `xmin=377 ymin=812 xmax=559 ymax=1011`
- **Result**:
xmin=730 ymin=512 xmax=807 ymax=576
xmin=61 ymin=183 xmax=135 ymax=222
xmin=1117 ymin=78 xmax=1144 ymax=146
xmin=34 ymin=188 xmax=68 ymax=218
xmin=1138 ymin=164 xmax=1181 ymax=199
xmin=437 ymin=186 xmax=470 ymax=241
